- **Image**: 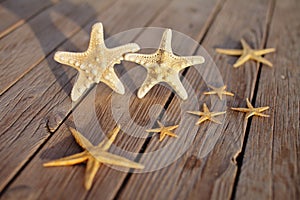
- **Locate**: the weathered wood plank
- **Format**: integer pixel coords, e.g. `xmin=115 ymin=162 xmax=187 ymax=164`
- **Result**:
xmin=0 ymin=0 xmax=172 ymax=196
xmin=235 ymin=0 xmax=300 ymax=199
xmin=0 ymin=0 xmax=223 ymax=199
xmin=0 ymin=0 xmax=115 ymax=95
xmin=116 ymin=0 xmax=276 ymax=199
xmin=0 ymin=0 xmax=58 ymax=38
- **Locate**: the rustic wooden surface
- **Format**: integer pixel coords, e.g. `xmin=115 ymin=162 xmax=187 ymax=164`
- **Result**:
xmin=0 ymin=0 xmax=299 ymax=199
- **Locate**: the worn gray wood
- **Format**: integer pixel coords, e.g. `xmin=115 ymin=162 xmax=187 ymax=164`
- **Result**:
xmin=235 ymin=0 xmax=300 ymax=199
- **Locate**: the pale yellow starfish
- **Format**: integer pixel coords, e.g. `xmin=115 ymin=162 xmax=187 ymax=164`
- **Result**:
xmin=231 ymin=98 xmax=270 ymax=119
xmin=43 ymin=126 xmax=144 ymax=190
xmin=124 ymin=29 xmax=205 ymax=100
xmin=187 ymin=103 xmax=226 ymax=125
xmin=216 ymin=39 xmax=275 ymax=68
xmin=54 ymin=22 xmax=140 ymax=101
xmin=146 ymin=121 xmax=179 ymax=142
xmin=203 ymin=85 xmax=234 ymax=100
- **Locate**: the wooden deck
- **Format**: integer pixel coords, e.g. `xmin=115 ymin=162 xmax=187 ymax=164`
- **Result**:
xmin=0 ymin=0 xmax=299 ymax=199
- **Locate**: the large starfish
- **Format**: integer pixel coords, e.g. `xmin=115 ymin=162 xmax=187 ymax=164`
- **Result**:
xmin=54 ymin=22 xmax=140 ymax=101
xmin=231 ymin=98 xmax=269 ymax=119
xmin=124 ymin=29 xmax=205 ymax=100
xmin=187 ymin=103 xmax=226 ymax=125
xmin=146 ymin=121 xmax=179 ymax=142
xmin=216 ymin=39 xmax=275 ymax=68
xmin=43 ymin=126 xmax=144 ymax=190
xmin=203 ymin=85 xmax=234 ymax=100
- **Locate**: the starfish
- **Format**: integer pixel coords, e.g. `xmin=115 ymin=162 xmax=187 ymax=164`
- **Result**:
xmin=203 ymin=85 xmax=234 ymax=100
xmin=124 ymin=29 xmax=205 ymax=100
xmin=54 ymin=22 xmax=140 ymax=101
xmin=231 ymin=98 xmax=269 ymax=119
xmin=146 ymin=121 xmax=179 ymax=142
xmin=216 ymin=39 xmax=275 ymax=68
xmin=187 ymin=103 xmax=226 ymax=125
xmin=43 ymin=126 xmax=144 ymax=190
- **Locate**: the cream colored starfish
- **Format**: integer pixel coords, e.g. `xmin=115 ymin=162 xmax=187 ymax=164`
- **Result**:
xmin=231 ymin=98 xmax=269 ymax=119
xmin=146 ymin=121 xmax=179 ymax=142
xmin=43 ymin=126 xmax=144 ymax=190
xmin=187 ymin=103 xmax=226 ymax=125
xmin=124 ymin=29 xmax=205 ymax=100
xmin=203 ymin=85 xmax=234 ymax=100
xmin=54 ymin=22 xmax=140 ymax=101
xmin=216 ymin=39 xmax=275 ymax=68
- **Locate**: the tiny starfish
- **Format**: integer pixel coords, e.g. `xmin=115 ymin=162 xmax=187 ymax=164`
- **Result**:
xmin=216 ymin=39 xmax=275 ymax=68
xmin=44 ymin=126 xmax=144 ymax=190
xmin=146 ymin=121 xmax=179 ymax=142
xmin=54 ymin=22 xmax=140 ymax=101
xmin=231 ymin=98 xmax=270 ymax=119
xmin=124 ymin=29 xmax=205 ymax=100
xmin=187 ymin=103 xmax=226 ymax=125
xmin=203 ymin=85 xmax=234 ymax=100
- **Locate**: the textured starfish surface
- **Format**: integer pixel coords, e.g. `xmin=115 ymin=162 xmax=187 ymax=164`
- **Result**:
xmin=124 ymin=29 xmax=205 ymax=100
xmin=188 ymin=103 xmax=226 ymax=125
xmin=231 ymin=98 xmax=270 ymax=119
xmin=203 ymin=85 xmax=234 ymax=100
xmin=216 ymin=39 xmax=275 ymax=68
xmin=54 ymin=22 xmax=140 ymax=101
xmin=146 ymin=121 xmax=179 ymax=142
xmin=43 ymin=126 xmax=144 ymax=190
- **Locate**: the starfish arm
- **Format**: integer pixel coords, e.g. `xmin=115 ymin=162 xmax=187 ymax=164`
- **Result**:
xmin=215 ymin=48 xmax=243 ymax=55
xmin=254 ymin=48 xmax=276 ymax=56
xmin=231 ymin=107 xmax=250 ymax=112
xmin=54 ymin=51 xmax=86 ymax=70
xmin=88 ymin=22 xmax=105 ymax=50
xmin=69 ymin=127 xmax=94 ymax=150
xmin=203 ymin=91 xmax=217 ymax=95
xmin=110 ymin=43 xmax=140 ymax=58
xmin=202 ymin=103 xmax=210 ymax=113
xmin=252 ymin=55 xmax=273 ymax=67
xmin=158 ymin=29 xmax=173 ymax=52
xmin=165 ymin=131 xmax=178 ymax=138
xmin=246 ymin=98 xmax=254 ymax=109
xmin=124 ymin=53 xmax=157 ymax=66
xmin=224 ymin=91 xmax=235 ymax=96
xmin=258 ymin=106 xmax=270 ymax=112
xmin=101 ymin=67 xmax=125 ymax=94
xmin=217 ymin=93 xmax=223 ymax=100
xmin=157 ymin=120 xmax=164 ymax=128
xmin=84 ymin=158 xmax=100 ymax=190
xmin=98 ymin=125 xmax=121 ymax=151
xmin=71 ymin=72 xmax=94 ymax=101
xmin=211 ymin=111 xmax=226 ymax=117
xmin=94 ymin=151 xmax=144 ymax=169
xmin=233 ymin=54 xmax=251 ymax=68
xmin=146 ymin=128 xmax=162 ymax=133
xmin=187 ymin=111 xmax=204 ymax=116
xmin=43 ymin=152 xmax=89 ymax=167
xmin=240 ymin=39 xmax=252 ymax=49
xmin=177 ymin=55 xmax=205 ymax=70
xmin=254 ymin=112 xmax=270 ymax=118
xmin=167 ymin=125 xmax=179 ymax=131
xmin=196 ymin=116 xmax=209 ymax=125
xmin=166 ymin=75 xmax=188 ymax=100
xmin=209 ymin=117 xmax=222 ymax=124
xmin=137 ymin=75 xmax=159 ymax=98
xmin=246 ymin=112 xmax=255 ymax=119
xmin=159 ymin=133 xmax=166 ymax=142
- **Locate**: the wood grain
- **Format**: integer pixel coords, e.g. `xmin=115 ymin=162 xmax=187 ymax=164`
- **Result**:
xmin=0 ymin=0 xmax=223 ymax=199
xmin=116 ymin=0 xmax=275 ymax=199
xmin=235 ymin=0 xmax=300 ymax=199
xmin=0 ymin=0 xmax=57 ymax=38
xmin=0 ymin=0 xmax=115 ymax=95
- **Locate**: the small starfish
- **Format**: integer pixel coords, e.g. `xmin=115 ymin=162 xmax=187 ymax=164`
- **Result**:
xmin=231 ymin=98 xmax=270 ymax=119
xmin=54 ymin=22 xmax=140 ymax=101
xmin=146 ymin=121 xmax=179 ymax=142
xmin=124 ymin=29 xmax=205 ymax=100
xmin=187 ymin=103 xmax=226 ymax=125
xmin=203 ymin=85 xmax=234 ymax=100
xmin=216 ymin=39 xmax=275 ymax=68
xmin=43 ymin=126 xmax=144 ymax=190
